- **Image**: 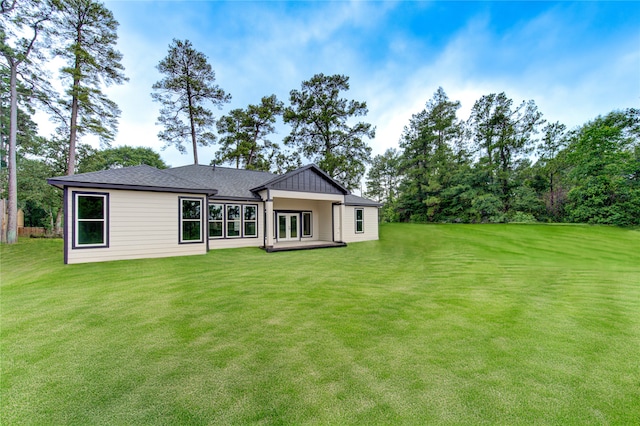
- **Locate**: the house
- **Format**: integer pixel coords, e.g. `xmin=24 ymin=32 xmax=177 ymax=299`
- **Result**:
xmin=47 ymin=164 xmax=381 ymax=264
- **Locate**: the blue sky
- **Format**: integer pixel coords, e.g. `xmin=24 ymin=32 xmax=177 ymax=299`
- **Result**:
xmin=60 ymin=0 xmax=640 ymax=168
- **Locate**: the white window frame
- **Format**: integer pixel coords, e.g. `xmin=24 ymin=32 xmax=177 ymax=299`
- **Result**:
xmin=226 ymin=204 xmax=242 ymax=238
xmin=355 ymin=208 xmax=364 ymax=233
xmin=180 ymin=197 xmax=203 ymax=244
xmin=208 ymin=203 xmax=224 ymax=239
xmin=73 ymin=192 xmax=108 ymax=248
xmin=302 ymin=211 xmax=312 ymax=238
xmin=243 ymin=205 xmax=258 ymax=238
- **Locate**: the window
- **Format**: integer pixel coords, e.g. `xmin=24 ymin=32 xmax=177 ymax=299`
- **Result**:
xmin=355 ymin=208 xmax=364 ymax=233
xmin=208 ymin=203 xmax=259 ymax=240
xmin=180 ymin=198 xmax=203 ymax=243
xmin=74 ymin=192 xmax=108 ymax=248
xmin=244 ymin=205 xmax=257 ymax=237
xmin=209 ymin=204 xmax=223 ymax=238
xmin=226 ymin=205 xmax=241 ymax=238
xmin=302 ymin=211 xmax=312 ymax=237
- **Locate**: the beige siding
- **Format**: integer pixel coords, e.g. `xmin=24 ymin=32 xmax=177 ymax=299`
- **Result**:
xmin=316 ymin=202 xmax=334 ymax=242
xmin=66 ymin=188 xmax=207 ymax=264
xmin=269 ymin=189 xmax=343 ymax=202
xmin=208 ymin=238 xmax=263 ymax=250
xmin=342 ymin=206 xmax=379 ymax=243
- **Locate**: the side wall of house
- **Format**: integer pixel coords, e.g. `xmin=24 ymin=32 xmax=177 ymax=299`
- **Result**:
xmin=65 ymin=187 xmax=208 ymax=264
xmin=341 ymin=205 xmax=379 ymax=243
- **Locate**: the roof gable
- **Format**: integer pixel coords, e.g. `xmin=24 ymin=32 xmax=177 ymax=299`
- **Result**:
xmin=252 ymin=164 xmax=348 ymax=195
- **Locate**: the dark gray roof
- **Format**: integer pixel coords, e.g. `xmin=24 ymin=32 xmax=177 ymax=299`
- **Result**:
xmin=47 ymin=164 xmax=216 ymax=195
xmin=345 ymin=194 xmax=382 ymax=207
xmin=164 ymin=165 xmax=275 ymax=199
xmin=48 ymin=163 xmax=381 ymax=206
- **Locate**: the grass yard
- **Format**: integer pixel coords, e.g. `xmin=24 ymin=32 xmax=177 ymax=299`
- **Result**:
xmin=1 ymin=223 xmax=639 ymax=424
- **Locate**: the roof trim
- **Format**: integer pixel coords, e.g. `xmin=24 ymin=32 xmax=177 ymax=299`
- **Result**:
xmin=209 ymin=195 xmax=263 ymax=202
xmin=47 ymin=179 xmax=217 ymax=196
xmin=344 ymin=200 xmax=383 ymax=207
xmin=251 ymin=164 xmax=349 ymax=194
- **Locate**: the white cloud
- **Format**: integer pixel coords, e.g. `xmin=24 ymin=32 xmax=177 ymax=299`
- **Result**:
xmin=31 ymin=1 xmax=640 ymax=170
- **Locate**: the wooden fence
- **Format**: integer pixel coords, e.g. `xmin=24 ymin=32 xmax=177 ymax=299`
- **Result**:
xmin=18 ymin=227 xmax=48 ymax=237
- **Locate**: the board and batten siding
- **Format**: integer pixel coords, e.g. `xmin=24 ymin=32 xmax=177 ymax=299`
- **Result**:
xmin=342 ymin=205 xmax=379 ymax=243
xmin=65 ymin=188 xmax=207 ymax=264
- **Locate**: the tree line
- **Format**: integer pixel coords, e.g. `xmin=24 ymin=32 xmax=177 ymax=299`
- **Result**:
xmin=365 ymin=88 xmax=639 ymax=226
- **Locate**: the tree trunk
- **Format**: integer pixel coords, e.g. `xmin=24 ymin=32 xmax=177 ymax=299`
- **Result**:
xmin=54 ymin=205 xmax=63 ymax=236
xmin=67 ymin=86 xmax=79 ymax=175
xmin=67 ymin=27 xmax=82 ymax=175
xmin=6 ymin=64 xmax=18 ymax=243
xmin=186 ymin=84 xmax=198 ymax=165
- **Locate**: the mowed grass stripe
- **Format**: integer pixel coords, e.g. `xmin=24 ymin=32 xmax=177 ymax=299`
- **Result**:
xmin=1 ymin=224 xmax=639 ymax=424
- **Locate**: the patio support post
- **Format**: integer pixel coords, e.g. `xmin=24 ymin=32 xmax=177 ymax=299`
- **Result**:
xmin=265 ymin=199 xmax=274 ymax=247
xmin=339 ymin=203 xmax=346 ymax=242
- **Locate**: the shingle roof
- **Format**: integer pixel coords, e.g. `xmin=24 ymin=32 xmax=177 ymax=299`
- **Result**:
xmin=163 ymin=165 xmax=275 ymax=199
xmin=48 ymin=164 xmax=381 ymax=206
xmin=47 ymin=164 xmax=216 ymax=194
xmin=345 ymin=194 xmax=383 ymax=207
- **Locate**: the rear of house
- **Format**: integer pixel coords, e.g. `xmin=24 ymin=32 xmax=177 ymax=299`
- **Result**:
xmin=48 ymin=164 xmax=380 ymax=264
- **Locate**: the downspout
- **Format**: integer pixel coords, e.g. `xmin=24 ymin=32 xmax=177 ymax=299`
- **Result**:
xmin=205 ymin=195 xmax=210 ymax=252
xmin=63 ymin=187 xmax=68 ymax=264
xmin=263 ymin=189 xmax=270 ymax=249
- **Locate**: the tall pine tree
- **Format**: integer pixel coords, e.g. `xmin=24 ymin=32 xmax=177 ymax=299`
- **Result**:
xmin=152 ymin=39 xmax=230 ymax=165
xmin=1 ymin=0 xmax=53 ymax=242
xmin=54 ymin=0 xmax=128 ymax=175
xmin=397 ymin=87 xmax=463 ymax=222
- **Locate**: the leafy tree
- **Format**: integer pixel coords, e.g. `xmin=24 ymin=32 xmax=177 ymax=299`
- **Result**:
xmin=535 ymin=121 xmax=569 ymax=219
xmin=564 ymin=109 xmax=640 ymax=226
xmin=152 ymin=39 xmax=231 ymax=165
xmin=78 ymin=145 xmax=167 ymax=173
xmin=397 ymin=87 xmax=463 ymax=222
xmin=17 ymin=134 xmax=87 ymax=232
xmin=17 ymin=155 xmax=62 ymax=230
xmin=284 ymin=73 xmax=374 ymax=190
xmin=365 ymin=148 xmax=401 ymax=222
xmin=467 ymin=92 xmax=544 ymax=215
xmin=0 ymin=0 xmax=53 ymax=243
xmin=53 ymin=0 xmax=127 ymax=175
xmin=214 ymin=94 xmax=291 ymax=171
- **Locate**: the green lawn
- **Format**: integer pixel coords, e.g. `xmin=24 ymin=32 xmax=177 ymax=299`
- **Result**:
xmin=2 ymin=224 xmax=639 ymax=424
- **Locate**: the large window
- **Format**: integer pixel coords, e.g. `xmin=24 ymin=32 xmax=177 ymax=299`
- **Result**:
xmin=244 ymin=205 xmax=257 ymax=237
xmin=302 ymin=211 xmax=312 ymax=237
xmin=180 ymin=198 xmax=203 ymax=243
xmin=226 ymin=205 xmax=241 ymax=238
xmin=74 ymin=192 xmax=108 ymax=248
xmin=209 ymin=204 xmax=224 ymax=238
xmin=208 ymin=203 xmax=259 ymax=239
xmin=355 ymin=208 xmax=364 ymax=233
